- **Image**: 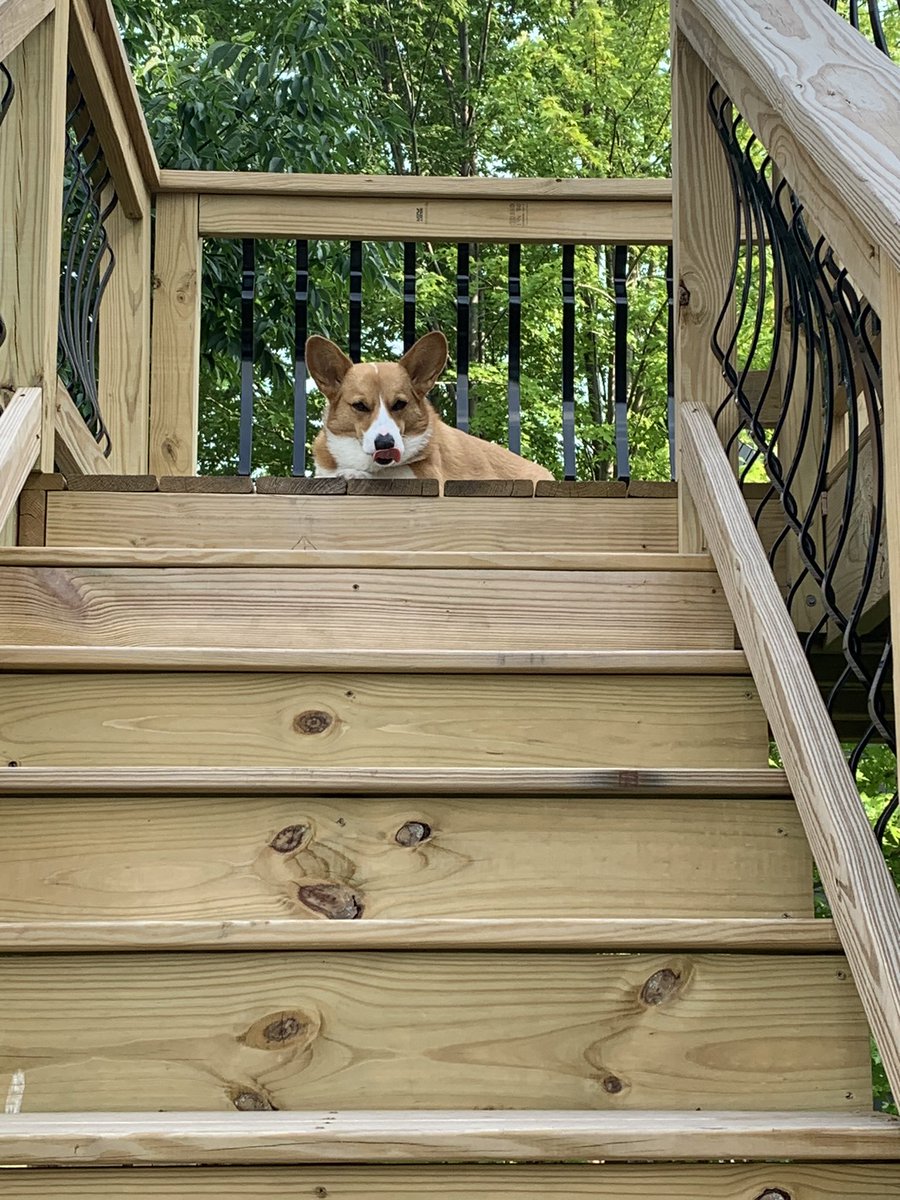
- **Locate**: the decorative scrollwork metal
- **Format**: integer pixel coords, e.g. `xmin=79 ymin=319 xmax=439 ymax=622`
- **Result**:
xmin=58 ymin=70 xmax=114 ymax=453
xmin=0 ymin=61 xmax=15 ymax=351
xmin=708 ymin=83 xmax=896 ymax=849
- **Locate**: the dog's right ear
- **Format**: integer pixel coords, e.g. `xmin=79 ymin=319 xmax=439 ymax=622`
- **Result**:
xmin=306 ymin=336 xmax=354 ymax=399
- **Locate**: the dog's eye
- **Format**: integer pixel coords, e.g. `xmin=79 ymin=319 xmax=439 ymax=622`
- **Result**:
xmin=391 ymin=399 xmax=408 ymax=412
xmin=351 ymin=401 xmax=370 ymax=413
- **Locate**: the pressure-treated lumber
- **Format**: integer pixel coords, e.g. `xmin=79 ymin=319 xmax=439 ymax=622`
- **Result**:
xmin=0 ymin=766 xmax=792 ymax=796
xmin=0 ymin=566 xmax=735 ymax=650
xmin=673 ymin=0 xmax=900 ymax=308
xmin=0 ymin=671 xmax=768 ymax=767
xmin=680 ymin=395 xmax=900 ymax=1104
xmin=0 ymin=0 xmax=53 ymax=61
xmin=0 ymin=952 xmax=869 ymax=1111
xmin=149 ymin=193 xmax=201 ymax=476
xmin=2 ymin=1111 xmax=897 ymax=1167
xmin=0 ymin=792 xmax=811 ymax=921
xmin=5 ymin=1163 xmax=900 ymax=1198
xmin=54 ymin=381 xmax=114 ymax=474
xmin=0 ymin=388 xmax=41 ymax=532
xmin=0 ymin=918 xmax=839 ymax=952
xmin=43 ymin=493 xmax=680 ymax=551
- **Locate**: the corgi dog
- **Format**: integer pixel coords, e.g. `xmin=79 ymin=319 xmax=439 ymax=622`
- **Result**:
xmin=307 ymin=331 xmax=553 ymax=487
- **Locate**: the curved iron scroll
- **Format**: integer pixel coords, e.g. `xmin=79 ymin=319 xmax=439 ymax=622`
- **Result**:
xmin=58 ymin=72 xmax=114 ymax=453
xmin=707 ymin=84 xmax=896 ymax=849
xmin=0 ymin=62 xmax=14 ymax=351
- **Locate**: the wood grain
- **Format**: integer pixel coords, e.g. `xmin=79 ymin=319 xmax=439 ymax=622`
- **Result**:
xmin=158 ymin=475 xmax=254 ymax=493
xmin=54 ymin=381 xmax=113 ymax=474
xmin=0 ymin=792 xmax=812 ymax=922
xmin=0 ymin=388 xmax=41 ymax=532
xmin=673 ymin=0 xmax=900 ymax=307
xmin=6 ymin=1163 xmax=900 ymax=1197
xmin=65 ymin=473 xmax=157 ymax=491
xmin=0 ymin=952 xmax=870 ymax=1111
xmin=680 ymin=396 xmax=900 ymax=1103
xmin=198 ymin=195 xmax=672 ymax=245
xmin=149 ymin=194 xmax=201 ymax=476
xmin=0 ymin=671 xmax=768 ymax=767
xmin=443 ymin=480 xmax=534 ymax=497
xmin=535 ymin=482 xmax=627 ymax=498
xmin=0 ymin=0 xmax=53 ymax=61
xmin=0 ymin=566 xmax=735 ymax=650
xmin=346 ymin=478 xmax=440 ymax=497
xmin=43 ymin=494 xmax=679 ymax=551
xmin=1 ymin=1110 xmax=897 ymax=1167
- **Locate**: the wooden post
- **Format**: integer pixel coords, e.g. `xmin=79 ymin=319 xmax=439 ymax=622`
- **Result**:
xmin=882 ymin=265 xmax=900 ymax=723
xmin=0 ymin=0 xmax=72 ymax=472
xmin=670 ymin=25 xmax=735 ymax=553
xmin=149 ymin=193 xmax=201 ymax=476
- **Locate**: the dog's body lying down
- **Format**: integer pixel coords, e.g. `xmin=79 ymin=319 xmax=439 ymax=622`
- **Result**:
xmin=307 ymin=331 xmax=553 ymax=488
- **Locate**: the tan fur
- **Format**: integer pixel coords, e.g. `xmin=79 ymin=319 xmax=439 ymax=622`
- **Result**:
xmin=308 ymin=332 xmax=553 ymax=487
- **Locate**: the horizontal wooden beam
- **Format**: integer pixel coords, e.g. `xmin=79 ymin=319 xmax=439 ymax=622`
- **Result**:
xmin=198 ymin=194 xmax=672 ymax=244
xmin=0 ymin=386 xmax=41 ymax=531
xmin=673 ymin=0 xmax=900 ymax=307
xmin=0 ymin=0 xmax=53 ymax=61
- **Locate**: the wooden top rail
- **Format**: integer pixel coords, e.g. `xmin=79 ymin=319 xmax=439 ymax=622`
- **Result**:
xmin=0 ymin=0 xmax=54 ymax=62
xmin=673 ymin=0 xmax=900 ymax=309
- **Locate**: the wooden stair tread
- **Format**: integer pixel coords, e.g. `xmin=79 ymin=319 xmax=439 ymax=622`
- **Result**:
xmin=0 ymin=766 xmax=791 ymax=795
xmin=0 ymin=647 xmax=751 ymax=673
xmin=0 ymin=917 xmax=841 ymax=952
xmin=1 ymin=1110 xmax=896 ymax=1166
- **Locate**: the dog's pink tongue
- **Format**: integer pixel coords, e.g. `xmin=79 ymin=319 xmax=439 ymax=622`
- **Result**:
xmin=373 ymin=448 xmax=402 ymax=464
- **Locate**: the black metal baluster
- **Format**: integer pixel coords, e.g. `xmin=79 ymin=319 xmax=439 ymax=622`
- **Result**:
xmin=349 ymin=240 xmax=362 ymax=362
xmin=0 ymin=63 xmax=10 ymax=349
xmin=561 ymin=243 xmax=576 ymax=479
xmin=238 ymin=237 xmax=255 ymax=475
xmin=403 ymin=242 xmax=417 ymax=352
xmin=292 ymin=239 xmax=309 ymax=476
xmin=613 ymin=244 xmax=630 ymax=482
xmin=507 ymin=243 xmax=522 ymax=456
xmin=666 ymin=246 xmax=676 ymax=478
xmin=456 ymin=242 xmax=470 ymax=432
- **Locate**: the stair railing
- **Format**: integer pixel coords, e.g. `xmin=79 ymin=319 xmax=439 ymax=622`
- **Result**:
xmin=673 ymin=0 xmax=900 ymax=1101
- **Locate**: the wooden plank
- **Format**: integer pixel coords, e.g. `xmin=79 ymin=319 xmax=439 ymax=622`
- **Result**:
xmin=0 ymin=952 xmax=870 ymax=1111
xmin=43 ymin=494 xmax=680 ymax=551
xmin=65 ymin=473 xmax=158 ymax=491
xmin=0 ymin=792 xmax=812 ymax=923
xmin=0 ymin=918 xmax=840 ymax=953
xmin=672 ymin=0 xmax=900 ymax=307
xmin=0 ymin=567 xmax=736 ymax=651
xmin=0 ymin=766 xmax=793 ymax=797
xmin=671 ymin=31 xmax=735 ymax=553
xmin=0 ymin=672 xmax=769 ymax=767
xmin=15 ymin=484 xmax=47 ymax=546
xmin=679 ymin=395 xmax=900 ymax=1103
xmin=0 ymin=0 xmax=53 ymax=61
xmin=0 ymin=648 xmax=751 ymax=673
xmin=0 ymin=388 xmax=41 ymax=532
xmin=443 ymin=480 xmax=534 ymax=497
xmin=158 ymin=475 xmax=254 ymax=493
xmin=2 ymin=1110 xmax=897 ymax=1168
xmin=256 ymin=477 xmax=347 ymax=495
xmin=99 ymin=196 xmax=151 ymax=472
xmin=54 ymin=381 xmax=114 ymax=474
xmin=346 ymin=478 xmax=440 ymax=497
xmin=164 ymin=173 xmax=674 ymax=202
xmin=883 ymin=266 xmax=900 ymax=755
xmin=198 ymin=195 xmax=673 ymax=246
xmin=6 ymin=1163 xmax=900 ymax=1198
xmin=626 ymin=481 xmax=678 ymax=498
xmin=535 ymin=481 xmax=627 ymax=497
xmin=149 ymin=194 xmax=201 ymax=476
xmin=67 ymin=0 xmax=146 ymax=218
xmin=0 ymin=3 xmax=70 ymax=472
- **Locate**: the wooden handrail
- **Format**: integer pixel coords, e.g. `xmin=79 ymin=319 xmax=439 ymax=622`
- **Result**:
xmin=0 ymin=387 xmax=42 ymax=532
xmin=679 ymin=395 xmax=900 ymax=1104
xmin=0 ymin=0 xmax=53 ymax=63
xmin=673 ymin=0 xmax=900 ymax=310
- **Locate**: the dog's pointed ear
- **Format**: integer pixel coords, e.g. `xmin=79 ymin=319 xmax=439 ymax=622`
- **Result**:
xmin=399 ymin=331 xmax=448 ymax=397
xmin=306 ymin=336 xmax=354 ymax=399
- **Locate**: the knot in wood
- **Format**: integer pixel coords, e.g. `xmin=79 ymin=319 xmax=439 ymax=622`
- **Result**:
xmin=293 ymin=709 xmax=333 ymax=735
xmin=230 ymin=1088 xmax=276 ymax=1111
xmin=395 ymin=820 xmax=432 ymax=847
xmin=640 ymin=967 xmax=682 ymax=1006
xmin=269 ymin=824 xmax=309 ymax=853
xmin=263 ymin=1015 xmax=304 ymax=1044
xmin=756 ymin=1191 xmax=791 ymax=1200
xmin=298 ymin=882 xmax=364 ymax=920
xmin=601 ymin=1074 xmax=624 ymax=1094
xmin=678 ymin=281 xmax=690 ymax=307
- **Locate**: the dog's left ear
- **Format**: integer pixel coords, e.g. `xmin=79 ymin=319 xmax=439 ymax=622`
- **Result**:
xmin=399 ymin=331 xmax=448 ymax=397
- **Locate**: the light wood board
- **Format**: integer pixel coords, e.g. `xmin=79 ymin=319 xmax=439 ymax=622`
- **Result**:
xmin=0 ymin=952 xmax=870 ymax=1111
xmin=0 ymin=672 xmax=768 ymax=767
xmin=0 ymin=793 xmax=812 ymax=921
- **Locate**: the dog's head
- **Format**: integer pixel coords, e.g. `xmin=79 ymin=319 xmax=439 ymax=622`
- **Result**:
xmin=307 ymin=331 xmax=448 ymax=468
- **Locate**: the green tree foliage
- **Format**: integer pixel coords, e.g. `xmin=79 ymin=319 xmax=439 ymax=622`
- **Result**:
xmin=115 ymin=0 xmax=672 ymax=477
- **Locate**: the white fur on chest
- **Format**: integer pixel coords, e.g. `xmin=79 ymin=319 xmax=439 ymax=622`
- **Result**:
xmin=319 ymin=424 xmax=431 ymax=480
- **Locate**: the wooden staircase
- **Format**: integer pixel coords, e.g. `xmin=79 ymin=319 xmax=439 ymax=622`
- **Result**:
xmin=0 ymin=488 xmax=897 ymax=1195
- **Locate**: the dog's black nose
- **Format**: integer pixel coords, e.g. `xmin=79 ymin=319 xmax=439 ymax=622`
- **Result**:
xmin=374 ymin=433 xmax=395 ymax=450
